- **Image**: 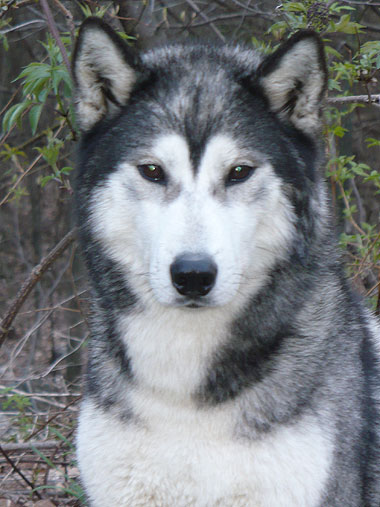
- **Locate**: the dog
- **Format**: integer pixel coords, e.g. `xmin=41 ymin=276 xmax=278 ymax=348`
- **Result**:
xmin=73 ymin=17 xmax=380 ymax=506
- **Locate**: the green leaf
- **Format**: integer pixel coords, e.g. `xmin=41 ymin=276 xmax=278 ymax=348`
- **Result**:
xmin=331 ymin=125 xmax=348 ymax=138
xmin=366 ymin=138 xmax=380 ymax=148
xmin=51 ymin=67 xmax=69 ymax=94
xmin=29 ymin=104 xmax=43 ymax=135
xmin=328 ymin=79 xmax=341 ymax=91
xmin=31 ymin=445 xmax=56 ymax=469
xmin=365 ymin=171 xmax=380 ymax=182
xmin=62 ymin=80 xmax=72 ymax=99
xmin=19 ymin=62 xmax=51 ymax=82
xmin=34 ymin=136 xmax=64 ymax=168
xmin=330 ymin=14 xmax=364 ymax=34
xmin=50 ymin=426 xmax=74 ymax=448
xmin=283 ymin=2 xmax=307 ymax=13
xmin=350 ymin=165 xmax=368 ymax=177
xmin=325 ymin=46 xmax=343 ymax=60
xmin=60 ymin=166 xmax=74 ymax=175
xmin=37 ymin=87 xmax=50 ymax=103
xmin=40 ymin=174 xmax=55 ymax=188
xmin=0 ymin=33 xmax=8 ymax=51
xmin=0 ymin=144 xmax=26 ymax=160
xmin=2 ymin=101 xmax=31 ymax=132
xmin=23 ymin=76 xmax=50 ymax=97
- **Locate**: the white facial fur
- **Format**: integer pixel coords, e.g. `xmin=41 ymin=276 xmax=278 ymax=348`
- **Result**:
xmin=90 ymin=133 xmax=296 ymax=309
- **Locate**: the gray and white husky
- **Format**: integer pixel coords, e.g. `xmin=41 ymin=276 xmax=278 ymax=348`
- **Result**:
xmin=73 ymin=17 xmax=380 ymax=506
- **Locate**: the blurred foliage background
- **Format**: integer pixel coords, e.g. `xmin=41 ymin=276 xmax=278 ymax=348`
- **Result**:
xmin=0 ymin=0 xmax=379 ymax=504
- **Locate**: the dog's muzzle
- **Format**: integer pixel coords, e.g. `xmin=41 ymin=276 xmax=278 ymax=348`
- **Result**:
xmin=170 ymin=253 xmax=217 ymax=298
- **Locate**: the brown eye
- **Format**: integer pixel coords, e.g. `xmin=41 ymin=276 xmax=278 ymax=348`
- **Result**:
xmin=138 ymin=164 xmax=166 ymax=184
xmin=226 ymin=165 xmax=255 ymax=185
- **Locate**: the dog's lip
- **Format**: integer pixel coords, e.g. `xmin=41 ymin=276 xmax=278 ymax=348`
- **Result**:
xmin=175 ymin=297 xmax=212 ymax=309
xmin=185 ymin=302 xmax=203 ymax=309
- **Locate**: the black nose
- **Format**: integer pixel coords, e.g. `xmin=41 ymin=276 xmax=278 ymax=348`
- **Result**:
xmin=170 ymin=254 xmax=217 ymax=297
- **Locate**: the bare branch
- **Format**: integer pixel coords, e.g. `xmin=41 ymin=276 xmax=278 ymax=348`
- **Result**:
xmin=1 ymin=440 xmax=66 ymax=452
xmin=40 ymin=0 xmax=72 ymax=78
xmin=51 ymin=0 xmax=75 ymax=37
xmin=0 ymin=123 xmax=66 ymax=206
xmin=0 ymin=0 xmax=17 ymax=19
xmin=0 ymin=446 xmax=42 ymax=499
xmin=337 ymin=0 xmax=380 ymax=6
xmin=0 ymin=20 xmax=46 ymax=34
xmin=165 ymin=11 xmax=284 ymax=29
xmin=184 ymin=0 xmax=226 ymax=42
xmin=0 ymin=228 xmax=77 ymax=347
xmin=25 ymin=396 xmax=81 ymax=441
xmin=327 ymin=94 xmax=380 ymax=105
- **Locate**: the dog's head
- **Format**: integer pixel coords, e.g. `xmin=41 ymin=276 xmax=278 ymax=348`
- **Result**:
xmin=73 ymin=19 xmax=327 ymax=310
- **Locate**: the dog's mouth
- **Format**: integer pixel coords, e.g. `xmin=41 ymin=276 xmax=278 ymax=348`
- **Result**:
xmin=185 ymin=302 xmax=203 ymax=309
xmin=175 ymin=297 xmax=213 ymax=309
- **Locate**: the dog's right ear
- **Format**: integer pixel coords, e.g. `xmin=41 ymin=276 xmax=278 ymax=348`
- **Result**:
xmin=72 ymin=17 xmax=140 ymax=132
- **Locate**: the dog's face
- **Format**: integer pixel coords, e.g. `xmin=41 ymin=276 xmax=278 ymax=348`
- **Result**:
xmin=89 ymin=132 xmax=295 ymax=308
xmin=73 ymin=19 xmax=327 ymax=310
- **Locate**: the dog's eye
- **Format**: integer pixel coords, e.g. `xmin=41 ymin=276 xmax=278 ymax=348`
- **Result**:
xmin=226 ymin=165 xmax=255 ymax=185
xmin=138 ymin=164 xmax=166 ymax=184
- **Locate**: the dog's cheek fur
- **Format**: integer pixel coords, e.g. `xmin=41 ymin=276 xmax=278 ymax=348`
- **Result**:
xmin=86 ymin=133 xmax=298 ymax=309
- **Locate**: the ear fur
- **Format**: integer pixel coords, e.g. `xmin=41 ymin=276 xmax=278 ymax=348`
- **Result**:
xmin=72 ymin=17 xmax=139 ymax=132
xmin=256 ymin=30 xmax=327 ymax=134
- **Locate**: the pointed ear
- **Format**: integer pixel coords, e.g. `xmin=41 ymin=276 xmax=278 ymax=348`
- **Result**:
xmin=256 ymin=30 xmax=327 ymax=134
xmin=72 ymin=17 xmax=140 ymax=132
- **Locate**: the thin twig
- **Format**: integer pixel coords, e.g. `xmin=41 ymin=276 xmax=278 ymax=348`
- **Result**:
xmin=0 ymin=228 xmax=77 ymax=347
xmin=185 ymin=0 xmax=226 ymax=42
xmin=40 ymin=0 xmax=72 ymax=78
xmin=336 ymin=179 xmax=366 ymax=235
xmin=25 ymin=396 xmax=81 ymax=441
xmin=1 ymin=440 xmax=66 ymax=452
xmin=0 ymin=19 xmax=45 ymax=34
xmin=0 ymin=86 xmax=21 ymax=118
xmin=4 ymin=309 xmax=55 ymax=376
xmin=327 ymin=94 xmax=380 ymax=105
xmin=1 ymin=291 xmax=87 ymax=378
xmin=0 ymin=122 xmax=65 ymax=207
xmin=51 ymin=0 xmax=75 ymax=37
xmin=37 ymin=332 xmax=88 ymax=379
xmin=366 ymin=278 xmax=380 ymax=297
xmin=0 ymin=445 xmax=42 ymax=499
xmin=167 ymin=11 xmax=272 ymax=28
xmin=338 ymin=0 xmax=380 ymax=5
xmin=14 ymin=123 xmax=62 ymax=152
xmin=354 ymin=231 xmax=380 ymax=280
xmin=0 ymin=0 xmax=17 ymax=19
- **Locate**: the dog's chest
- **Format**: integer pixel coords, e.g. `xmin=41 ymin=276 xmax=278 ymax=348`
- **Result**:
xmin=79 ymin=312 xmax=332 ymax=505
xmin=78 ymin=396 xmax=332 ymax=507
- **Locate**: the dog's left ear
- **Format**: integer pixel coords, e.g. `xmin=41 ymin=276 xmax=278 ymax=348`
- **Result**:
xmin=72 ymin=17 xmax=141 ymax=132
xmin=256 ymin=31 xmax=327 ymax=134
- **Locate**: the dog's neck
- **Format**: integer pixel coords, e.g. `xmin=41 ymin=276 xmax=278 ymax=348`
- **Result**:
xmin=118 ymin=304 xmax=233 ymax=401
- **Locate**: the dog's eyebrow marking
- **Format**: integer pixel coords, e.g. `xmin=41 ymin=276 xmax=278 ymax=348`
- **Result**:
xmin=148 ymin=133 xmax=194 ymax=186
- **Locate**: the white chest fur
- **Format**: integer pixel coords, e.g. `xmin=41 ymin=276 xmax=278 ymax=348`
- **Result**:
xmin=78 ymin=307 xmax=332 ymax=505
xmin=118 ymin=304 xmax=237 ymax=398
xmin=77 ymin=397 xmax=332 ymax=507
